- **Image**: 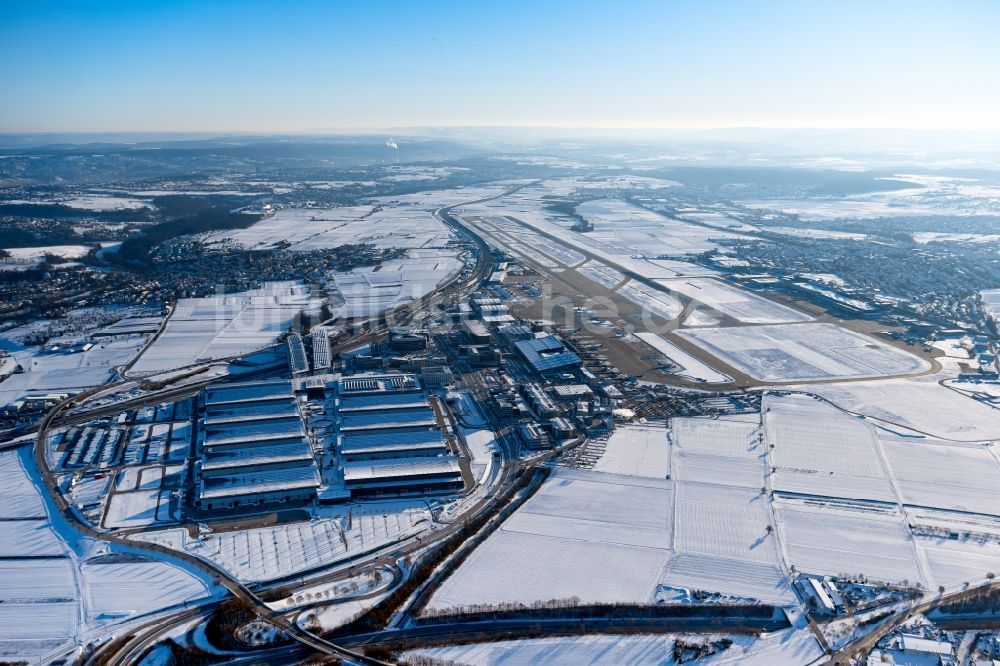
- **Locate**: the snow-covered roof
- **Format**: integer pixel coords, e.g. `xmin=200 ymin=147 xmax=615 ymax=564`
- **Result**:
xmin=200 ymin=465 xmax=319 ymax=500
xmin=342 ymin=456 xmax=461 ymax=482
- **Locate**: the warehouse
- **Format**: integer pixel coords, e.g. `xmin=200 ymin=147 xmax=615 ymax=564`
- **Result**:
xmin=198 ymin=466 xmax=321 ymax=510
xmin=204 ymin=379 xmax=295 ymax=407
xmin=339 ymin=407 xmax=438 ymax=433
xmin=195 ymin=379 xmax=320 ymax=512
xmin=339 ymin=429 xmax=449 ymax=462
xmin=342 ymin=457 xmax=463 ymax=497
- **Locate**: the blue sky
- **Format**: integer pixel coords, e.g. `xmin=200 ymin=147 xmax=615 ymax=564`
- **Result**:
xmin=1 ymin=0 xmax=998 ymax=132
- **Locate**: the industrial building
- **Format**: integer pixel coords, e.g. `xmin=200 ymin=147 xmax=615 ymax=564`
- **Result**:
xmin=331 ymin=373 xmax=463 ymax=498
xmin=194 ymin=379 xmax=320 ymax=511
xmin=341 ymin=457 xmax=463 ymax=497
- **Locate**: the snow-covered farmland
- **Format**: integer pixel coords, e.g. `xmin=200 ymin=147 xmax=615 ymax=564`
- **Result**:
xmin=881 ymin=438 xmax=1000 ymax=515
xmin=0 ymin=558 xmax=76 ymax=600
xmin=672 ymin=482 xmax=779 ymax=565
xmin=0 ymin=519 xmax=67 ymax=557
xmin=4 ymin=195 xmax=151 ymax=211
xmin=671 ymin=416 xmax=760 ymax=457
xmin=427 ymin=469 xmax=672 ymax=610
xmin=671 ymin=417 xmax=766 ymax=490
xmin=129 ymin=281 xmax=319 ymax=375
xmin=765 ymin=394 xmax=896 ymax=502
xmin=328 ymin=250 xmax=463 ymax=318
xmin=915 ymin=537 xmax=1000 ymax=589
xmin=0 ymin=451 xmax=47 ymax=519
xmin=590 ymin=424 xmax=669 ymax=478
xmin=406 ymin=626 xmax=823 ymax=666
xmin=659 ymin=416 xmax=794 ymax=605
xmin=676 ymin=323 xmax=929 ymax=382
xmin=801 ymin=375 xmax=1000 ymax=441
xmin=81 ymin=557 xmax=210 ymax=625
xmin=0 ymin=448 xmax=217 ymax=664
xmin=776 ymin=500 xmax=923 ymax=585
xmin=635 ymin=332 xmax=732 ymax=383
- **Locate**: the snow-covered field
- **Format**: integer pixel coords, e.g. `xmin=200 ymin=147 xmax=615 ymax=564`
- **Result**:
xmin=406 ymin=626 xmax=822 ymax=665
xmin=914 ymin=231 xmax=1000 ymax=244
xmin=634 ymin=332 xmax=732 ymax=383
xmin=765 ymin=394 xmax=895 ymax=502
xmin=103 ymin=487 xmax=164 ymax=528
xmin=328 ymin=250 xmax=463 ymax=318
xmin=134 ymin=500 xmax=432 ymax=582
xmin=881 ymin=437 xmax=1000 ymax=515
xmin=0 ymin=433 xmax=218 ymax=666
xmin=654 ymin=278 xmax=812 ymax=325
xmin=129 ymin=281 xmax=319 ymax=374
xmin=590 ymin=424 xmax=669 ymax=478
xmin=916 ymin=537 xmax=1000 ymax=589
xmin=676 ymin=323 xmax=928 ymax=382
xmin=578 ymin=199 xmax=745 ymax=257
xmin=1 ymin=244 xmax=96 ymax=262
xmin=81 ymin=557 xmax=210 ymax=625
xmin=4 ymin=194 xmax=152 ymax=211
xmin=776 ymin=500 xmax=923 ymax=585
xmin=428 ymin=469 xmax=672 ymax=610
xmin=799 ymin=374 xmax=1000 ymax=441
xmin=0 ymin=519 xmax=67 ymax=557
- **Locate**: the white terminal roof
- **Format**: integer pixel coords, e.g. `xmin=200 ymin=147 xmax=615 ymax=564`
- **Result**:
xmin=342 ymin=456 xmax=461 ymax=482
